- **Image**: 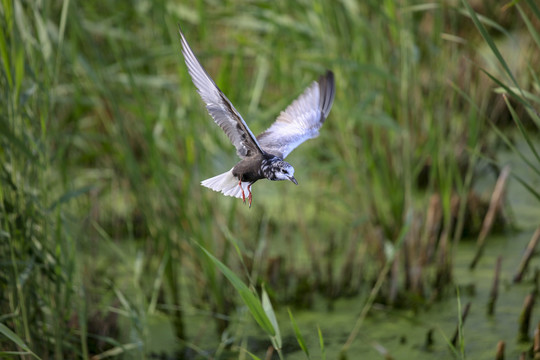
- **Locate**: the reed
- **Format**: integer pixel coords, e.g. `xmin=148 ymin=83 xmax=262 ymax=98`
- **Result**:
xmin=1 ymin=0 xmax=538 ymax=358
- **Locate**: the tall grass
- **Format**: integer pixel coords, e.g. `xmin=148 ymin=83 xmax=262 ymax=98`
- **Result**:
xmin=1 ymin=0 xmax=536 ymax=358
xmin=462 ymin=0 xmax=540 ymax=202
xmin=0 ymin=0 xmax=85 ymax=357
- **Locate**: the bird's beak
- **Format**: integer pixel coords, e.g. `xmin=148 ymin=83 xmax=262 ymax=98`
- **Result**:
xmin=288 ymin=176 xmax=298 ymax=185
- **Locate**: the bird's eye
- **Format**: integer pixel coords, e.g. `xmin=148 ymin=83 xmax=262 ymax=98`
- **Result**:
xmin=282 ymin=169 xmax=288 ymax=174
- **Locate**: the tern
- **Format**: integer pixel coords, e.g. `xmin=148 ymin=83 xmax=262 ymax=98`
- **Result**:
xmin=179 ymin=28 xmax=335 ymax=207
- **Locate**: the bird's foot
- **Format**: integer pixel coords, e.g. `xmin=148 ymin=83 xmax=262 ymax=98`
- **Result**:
xmin=248 ymin=184 xmax=252 ymax=208
xmin=239 ymin=180 xmax=246 ymax=204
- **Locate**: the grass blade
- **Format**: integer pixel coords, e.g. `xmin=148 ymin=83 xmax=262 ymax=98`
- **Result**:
xmin=461 ymin=0 xmax=520 ymax=91
xmin=0 ymin=323 xmax=41 ymax=360
xmin=502 ymin=94 xmax=540 ymax=165
xmin=288 ymin=308 xmax=310 ymax=359
xmin=517 ymin=4 xmax=540 ymax=50
xmin=0 ymin=28 xmax=12 ymax=87
xmin=512 ymin=173 xmax=540 ymax=202
xmin=242 ymin=349 xmax=263 ymax=360
xmin=48 ymin=185 xmax=94 ymax=210
xmin=262 ymin=285 xmax=282 ymax=349
xmin=482 ymin=69 xmax=534 ymax=110
xmin=318 ymin=325 xmax=326 ymax=360
xmin=198 ymin=244 xmax=276 ymax=337
xmin=525 ymin=0 xmax=540 ymax=20
xmin=489 ymin=122 xmax=540 ymax=177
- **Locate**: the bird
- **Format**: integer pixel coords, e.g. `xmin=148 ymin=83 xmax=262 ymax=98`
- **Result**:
xmin=179 ymin=27 xmax=335 ymax=207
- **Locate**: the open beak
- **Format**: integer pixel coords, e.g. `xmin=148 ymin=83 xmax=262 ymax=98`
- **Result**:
xmin=288 ymin=176 xmax=298 ymax=185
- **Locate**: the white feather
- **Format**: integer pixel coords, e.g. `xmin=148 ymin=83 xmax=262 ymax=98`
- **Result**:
xmin=201 ymin=169 xmax=250 ymax=199
xmin=256 ymin=71 xmax=335 ymax=159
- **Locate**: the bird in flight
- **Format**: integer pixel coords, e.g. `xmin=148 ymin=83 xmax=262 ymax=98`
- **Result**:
xmin=179 ymin=27 xmax=335 ymax=207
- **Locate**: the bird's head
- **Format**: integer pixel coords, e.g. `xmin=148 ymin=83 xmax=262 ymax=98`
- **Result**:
xmin=270 ymin=160 xmax=298 ymax=185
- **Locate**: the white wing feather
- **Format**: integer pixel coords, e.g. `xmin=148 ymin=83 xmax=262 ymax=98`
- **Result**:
xmin=257 ymin=71 xmax=335 ymax=159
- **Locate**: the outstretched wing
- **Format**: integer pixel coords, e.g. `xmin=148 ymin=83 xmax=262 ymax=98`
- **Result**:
xmin=256 ymin=71 xmax=335 ymax=159
xmin=179 ymin=28 xmax=263 ymax=159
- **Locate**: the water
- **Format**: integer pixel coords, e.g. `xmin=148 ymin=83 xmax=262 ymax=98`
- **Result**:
xmin=121 ymin=139 xmax=540 ymax=359
xmin=139 ymin=230 xmax=535 ymax=359
xmin=273 ymin=231 xmax=535 ymax=360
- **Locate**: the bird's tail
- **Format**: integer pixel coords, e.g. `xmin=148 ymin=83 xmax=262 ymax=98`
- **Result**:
xmin=201 ymin=169 xmax=247 ymax=199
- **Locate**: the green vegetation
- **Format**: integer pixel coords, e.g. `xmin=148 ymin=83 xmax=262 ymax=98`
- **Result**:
xmin=1 ymin=0 xmax=539 ymax=359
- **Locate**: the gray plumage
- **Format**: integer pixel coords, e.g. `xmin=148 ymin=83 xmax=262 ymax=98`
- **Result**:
xmin=179 ymin=30 xmax=262 ymax=158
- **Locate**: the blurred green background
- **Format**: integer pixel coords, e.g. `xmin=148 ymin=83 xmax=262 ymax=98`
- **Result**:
xmin=1 ymin=0 xmax=540 ymax=359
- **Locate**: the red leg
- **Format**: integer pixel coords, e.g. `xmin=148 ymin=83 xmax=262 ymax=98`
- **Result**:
xmin=239 ymin=180 xmax=246 ymax=203
xmin=248 ymin=183 xmax=253 ymax=208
